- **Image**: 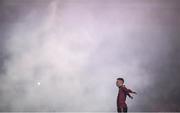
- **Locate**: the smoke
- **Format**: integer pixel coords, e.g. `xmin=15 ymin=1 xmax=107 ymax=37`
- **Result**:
xmin=0 ymin=0 xmax=180 ymax=112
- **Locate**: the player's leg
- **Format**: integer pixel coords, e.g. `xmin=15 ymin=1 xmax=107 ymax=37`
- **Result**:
xmin=123 ymin=107 xmax=128 ymax=113
xmin=117 ymin=107 xmax=123 ymax=113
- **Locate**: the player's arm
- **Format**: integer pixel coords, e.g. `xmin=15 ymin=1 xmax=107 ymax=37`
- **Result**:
xmin=127 ymin=89 xmax=137 ymax=94
xmin=122 ymin=85 xmax=137 ymax=94
xmin=126 ymin=92 xmax=133 ymax=99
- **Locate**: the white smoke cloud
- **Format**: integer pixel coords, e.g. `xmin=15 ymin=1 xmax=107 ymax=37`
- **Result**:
xmin=0 ymin=0 xmax=174 ymax=112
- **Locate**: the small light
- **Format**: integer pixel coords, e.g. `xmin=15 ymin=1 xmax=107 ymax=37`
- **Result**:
xmin=37 ymin=82 xmax=41 ymax=86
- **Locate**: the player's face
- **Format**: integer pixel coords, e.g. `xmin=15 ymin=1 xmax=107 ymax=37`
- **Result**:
xmin=116 ymin=80 xmax=124 ymax=87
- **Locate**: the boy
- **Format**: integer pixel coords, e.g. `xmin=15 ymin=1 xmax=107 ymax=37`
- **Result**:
xmin=116 ymin=78 xmax=137 ymax=113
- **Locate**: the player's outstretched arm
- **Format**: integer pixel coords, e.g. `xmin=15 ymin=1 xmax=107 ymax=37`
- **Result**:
xmin=122 ymin=85 xmax=137 ymax=95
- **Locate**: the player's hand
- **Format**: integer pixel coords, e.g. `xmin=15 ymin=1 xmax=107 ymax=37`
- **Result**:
xmin=129 ymin=96 xmax=133 ymax=99
xmin=133 ymin=92 xmax=137 ymax=95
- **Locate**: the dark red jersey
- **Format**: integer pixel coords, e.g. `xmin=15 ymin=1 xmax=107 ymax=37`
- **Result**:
xmin=117 ymin=85 xmax=133 ymax=108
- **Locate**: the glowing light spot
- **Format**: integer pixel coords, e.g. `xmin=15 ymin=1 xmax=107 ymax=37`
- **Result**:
xmin=37 ymin=82 xmax=41 ymax=86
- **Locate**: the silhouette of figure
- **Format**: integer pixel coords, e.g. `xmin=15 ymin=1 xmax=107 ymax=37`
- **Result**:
xmin=116 ymin=78 xmax=137 ymax=113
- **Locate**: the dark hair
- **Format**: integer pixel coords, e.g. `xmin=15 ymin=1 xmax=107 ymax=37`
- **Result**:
xmin=117 ymin=78 xmax=124 ymax=83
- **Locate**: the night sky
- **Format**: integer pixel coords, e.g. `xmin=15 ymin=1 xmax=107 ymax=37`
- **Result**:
xmin=0 ymin=0 xmax=180 ymax=112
